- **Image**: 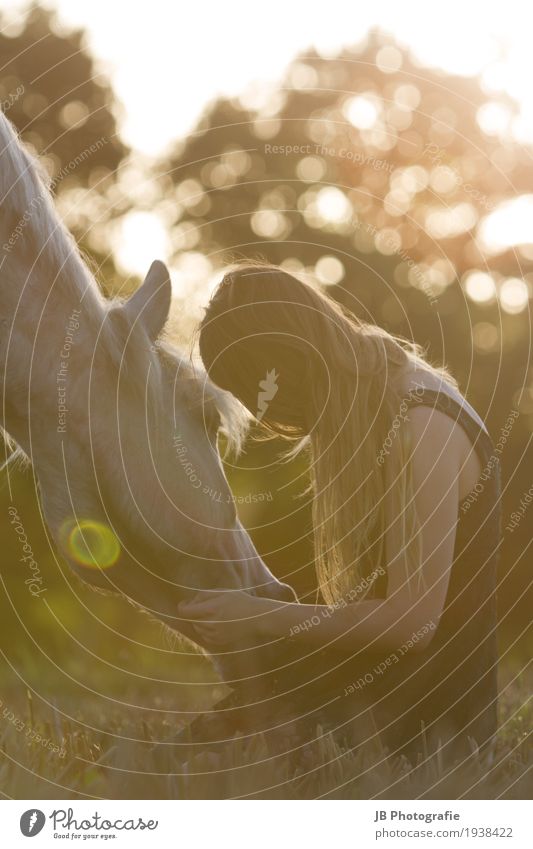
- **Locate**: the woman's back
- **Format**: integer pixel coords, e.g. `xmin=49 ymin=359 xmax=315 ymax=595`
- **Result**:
xmin=369 ymin=386 xmax=501 ymax=763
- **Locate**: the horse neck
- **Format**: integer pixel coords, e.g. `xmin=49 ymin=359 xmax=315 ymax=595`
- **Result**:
xmin=0 ymin=112 xmax=105 ymax=320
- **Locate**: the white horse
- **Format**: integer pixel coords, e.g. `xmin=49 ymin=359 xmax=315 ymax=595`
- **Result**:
xmin=0 ymin=112 xmax=296 ymax=696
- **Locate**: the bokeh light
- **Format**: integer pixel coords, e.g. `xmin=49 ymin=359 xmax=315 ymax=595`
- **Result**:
xmin=463 ymin=271 xmax=497 ymax=304
xmin=315 ymin=255 xmax=345 ymax=285
xmin=499 ymin=277 xmax=530 ymax=314
xmin=344 ymin=95 xmax=380 ymax=129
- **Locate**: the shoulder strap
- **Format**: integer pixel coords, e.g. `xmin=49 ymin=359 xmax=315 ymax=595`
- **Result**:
xmin=403 ymin=388 xmax=494 ymax=461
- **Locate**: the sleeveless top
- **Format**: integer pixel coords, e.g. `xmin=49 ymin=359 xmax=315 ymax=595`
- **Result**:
xmin=332 ymin=387 xmax=502 ymax=763
xmin=184 ymin=389 xmax=501 ymax=765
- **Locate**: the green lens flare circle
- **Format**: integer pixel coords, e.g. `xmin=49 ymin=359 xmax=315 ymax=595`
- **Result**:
xmin=63 ymin=519 xmax=121 ymax=570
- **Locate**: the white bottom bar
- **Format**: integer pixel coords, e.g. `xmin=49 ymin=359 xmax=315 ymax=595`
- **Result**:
xmin=1 ymin=800 xmax=530 ymax=848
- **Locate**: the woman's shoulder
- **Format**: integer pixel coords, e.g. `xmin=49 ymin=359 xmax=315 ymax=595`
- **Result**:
xmin=396 ymin=365 xmax=489 ymax=435
xmin=394 ymin=365 xmax=490 ymax=501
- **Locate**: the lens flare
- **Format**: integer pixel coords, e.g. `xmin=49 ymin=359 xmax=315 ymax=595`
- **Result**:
xmin=60 ymin=519 xmax=121 ymax=570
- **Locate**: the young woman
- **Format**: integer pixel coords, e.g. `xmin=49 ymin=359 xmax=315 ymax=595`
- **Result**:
xmin=178 ymin=263 xmax=501 ymax=765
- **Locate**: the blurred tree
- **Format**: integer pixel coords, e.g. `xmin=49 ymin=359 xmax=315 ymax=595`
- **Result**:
xmin=0 ymin=2 xmax=128 ymax=284
xmin=155 ymin=31 xmax=532 ymax=623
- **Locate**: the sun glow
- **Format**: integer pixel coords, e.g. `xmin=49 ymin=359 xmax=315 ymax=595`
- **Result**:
xmin=478 ymin=195 xmax=533 ymax=254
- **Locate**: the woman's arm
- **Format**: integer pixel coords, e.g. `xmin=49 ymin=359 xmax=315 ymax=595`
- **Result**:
xmin=179 ymin=590 xmax=431 ymax=653
xmin=254 ymin=595 xmax=436 ymax=654
xmin=180 ymin=406 xmax=462 ymax=654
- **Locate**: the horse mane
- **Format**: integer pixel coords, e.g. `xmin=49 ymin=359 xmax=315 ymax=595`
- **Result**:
xmin=155 ymin=339 xmax=251 ymax=457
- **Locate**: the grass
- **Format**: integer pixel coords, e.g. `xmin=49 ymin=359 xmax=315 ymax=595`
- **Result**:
xmin=0 ymin=668 xmax=530 ymax=800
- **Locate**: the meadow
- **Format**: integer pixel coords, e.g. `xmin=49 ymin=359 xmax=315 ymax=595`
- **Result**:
xmin=0 ymin=646 xmax=530 ymax=799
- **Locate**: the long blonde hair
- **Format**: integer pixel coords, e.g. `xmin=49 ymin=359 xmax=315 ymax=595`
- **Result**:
xmin=198 ymin=262 xmax=456 ymax=603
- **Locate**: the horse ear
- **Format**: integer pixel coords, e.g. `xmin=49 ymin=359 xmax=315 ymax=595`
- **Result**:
xmin=123 ymin=260 xmax=171 ymax=340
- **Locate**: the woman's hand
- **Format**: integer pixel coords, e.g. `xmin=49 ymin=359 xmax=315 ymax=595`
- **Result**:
xmin=177 ymin=589 xmax=277 ymax=647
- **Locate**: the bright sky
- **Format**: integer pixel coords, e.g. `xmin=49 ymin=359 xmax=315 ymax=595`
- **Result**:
xmin=3 ymin=0 xmax=533 ymax=156
xmin=2 ymin=0 xmax=533 ymax=305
